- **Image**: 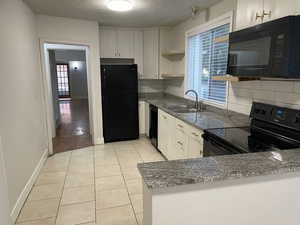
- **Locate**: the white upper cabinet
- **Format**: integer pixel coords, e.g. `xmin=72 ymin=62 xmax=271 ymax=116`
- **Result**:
xmin=263 ymin=0 xmax=296 ymax=22
xmin=100 ymin=29 xmax=117 ymax=58
xmin=235 ymin=0 xmax=264 ymax=31
xmin=235 ymin=0 xmax=297 ymax=31
xmin=117 ymin=30 xmax=134 ymax=58
xmin=143 ymin=28 xmax=159 ymax=79
xmin=133 ymin=30 xmax=144 ymax=77
xmin=100 ymin=28 xmax=134 ymax=59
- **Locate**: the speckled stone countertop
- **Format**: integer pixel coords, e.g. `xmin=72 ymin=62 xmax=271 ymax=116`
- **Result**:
xmin=138 ymin=149 xmax=300 ymax=190
xmin=139 ymin=92 xmax=250 ymax=130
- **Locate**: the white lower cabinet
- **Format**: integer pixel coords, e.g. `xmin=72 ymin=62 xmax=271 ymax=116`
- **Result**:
xmin=139 ymin=101 xmax=145 ymax=134
xmin=157 ymin=110 xmax=204 ymax=160
xmin=145 ymin=102 xmax=150 ymax=137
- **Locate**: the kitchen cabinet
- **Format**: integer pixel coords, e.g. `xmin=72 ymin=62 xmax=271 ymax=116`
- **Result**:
xmin=143 ymin=28 xmax=159 ymax=79
xmin=99 ymin=28 xmax=134 ymax=58
xmin=145 ymin=102 xmax=150 ymax=137
xmin=158 ymin=109 xmax=173 ymax=157
xmin=139 ymin=101 xmax=146 ymax=134
xmin=157 ymin=109 xmax=204 ymax=160
xmin=100 ymin=29 xmax=117 ymax=58
xmin=235 ymin=0 xmax=297 ymax=31
xmin=133 ymin=31 xmax=144 ymax=77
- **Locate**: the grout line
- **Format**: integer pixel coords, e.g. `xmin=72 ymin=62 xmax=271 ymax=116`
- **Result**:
xmin=114 ymin=143 xmax=140 ymax=225
xmin=53 ymin=151 xmax=72 ymax=225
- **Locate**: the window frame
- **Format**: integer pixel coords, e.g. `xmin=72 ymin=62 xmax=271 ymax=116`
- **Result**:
xmin=184 ymin=11 xmax=234 ymax=108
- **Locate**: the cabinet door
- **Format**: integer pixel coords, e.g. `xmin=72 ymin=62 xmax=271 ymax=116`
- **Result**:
xmin=143 ymin=29 xmax=159 ymax=79
xmin=117 ymin=30 xmax=134 ymax=58
xmin=158 ymin=110 xmax=169 ymax=157
xmin=145 ymin=102 xmax=150 ymax=137
xmin=134 ymin=31 xmax=144 ymax=77
xmin=263 ymin=0 xmax=296 ymax=22
xmin=139 ymin=101 xmax=145 ymax=134
xmin=235 ymin=0 xmax=264 ymax=31
xmin=187 ymin=126 xmax=203 ymax=158
xmin=100 ymin=29 xmax=117 ymax=58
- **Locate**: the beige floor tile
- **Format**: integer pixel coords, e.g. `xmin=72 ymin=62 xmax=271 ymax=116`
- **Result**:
xmin=16 ymin=217 xmax=56 ymax=225
xmin=95 ymin=175 xmax=125 ymax=191
xmin=121 ymin=166 xmax=141 ymax=180
xmin=65 ymin=172 xmax=94 ymax=188
xmin=17 ymin=199 xmax=60 ymax=223
xmin=42 ymin=158 xmax=69 ymax=173
xmin=61 ymin=185 xmax=95 ymax=205
xmin=81 ymin=223 xmax=96 ymax=225
xmin=95 ymin=151 xmax=119 ymax=166
xmin=27 ymin=184 xmax=63 ymax=201
xmin=94 ymin=144 xmax=115 ymax=151
xmin=35 ymin=172 xmax=66 ymax=186
xmin=96 ymin=205 xmax=137 ymax=225
xmin=126 ymin=179 xmax=143 ymax=195
xmin=136 ymin=213 xmax=143 ymax=225
xmin=95 ymin=165 xmax=122 ymax=178
xmin=71 ymin=147 xmax=94 ymax=156
xmin=130 ymin=194 xmax=143 ymax=214
xmin=96 ymin=189 xmax=130 ymax=209
xmin=56 ymin=201 xmax=95 ymax=225
xmin=119 ymin=159 xmax=143 ymax=169
xmin=68 ymin=163 xmax=94 ymax=174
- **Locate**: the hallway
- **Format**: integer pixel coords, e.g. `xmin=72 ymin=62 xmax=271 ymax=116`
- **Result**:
xmin=53 ymin=99 xmax=92 ymax=153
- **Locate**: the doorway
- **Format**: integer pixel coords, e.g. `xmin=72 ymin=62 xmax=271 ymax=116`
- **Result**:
xmin=45 ymin=45 xmax=93 ymax=154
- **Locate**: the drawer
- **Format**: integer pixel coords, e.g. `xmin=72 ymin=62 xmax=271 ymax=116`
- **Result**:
xmin=175 ymin=118 xmax=188 ymax=132
xmin=188 ymin=125 xmax=203 ymax=143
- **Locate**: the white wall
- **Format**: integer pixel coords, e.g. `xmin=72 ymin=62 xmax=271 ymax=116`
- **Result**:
xmin=0 ymin=0 xmax=48 ymax=218
xmin=36 ymin=15 xmax=104 ymax=144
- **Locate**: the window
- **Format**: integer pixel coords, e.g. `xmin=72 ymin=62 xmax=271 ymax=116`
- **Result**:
xmin=186 ymin=21 xmax=230 ymax=105
xmin=56 ymin=64 xmax=71 ymax=98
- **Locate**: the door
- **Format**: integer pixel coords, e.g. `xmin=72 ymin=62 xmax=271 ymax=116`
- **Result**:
xmin=101 ymin=65 xmax=139 ymax=142
xmin=117 ymin=30 xmax=134 ymax=58
xmin=0 ymin=137 xmax=11 ymax=225
xmin=236 ymin=0 xmax=264 ymax=30
xmin=158 ymin=110 xmax=169 ymax=157
xmin=100 ymin=29 xmax=117 ymax=58
xmin=56 ymin=64 xmax=71 ymax=98
xmin=143 ymin=29 xmax=159 ymax=79
xmin=134 ymin=30 xmax=144 ymax=77
xmin=263 ymin=0 xmax=296 ymax=22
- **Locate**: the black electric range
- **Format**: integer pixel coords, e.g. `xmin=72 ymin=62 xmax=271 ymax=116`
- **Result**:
xmin=202 ymin=102 xmax=300 ymax=157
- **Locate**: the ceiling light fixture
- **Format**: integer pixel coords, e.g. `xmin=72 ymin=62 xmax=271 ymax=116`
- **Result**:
xmin=107 ymin=0 xmax=133 ymax=12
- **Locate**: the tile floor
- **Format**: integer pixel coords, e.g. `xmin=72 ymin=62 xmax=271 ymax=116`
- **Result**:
xmin=16 ymin=138 xmax=164 ymax=225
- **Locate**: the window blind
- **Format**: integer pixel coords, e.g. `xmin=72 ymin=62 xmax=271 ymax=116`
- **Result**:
xmin=187 ymin=23 xmax=230 ymax=104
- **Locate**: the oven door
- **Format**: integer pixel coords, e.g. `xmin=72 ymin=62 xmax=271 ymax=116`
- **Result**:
xmin=202 ymin=134 xmax=242 ymax=157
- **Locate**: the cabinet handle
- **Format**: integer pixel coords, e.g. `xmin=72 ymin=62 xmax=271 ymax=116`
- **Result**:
xmin=177 ymin=124 xmax=183 ymax=128
xmin=262 ymin=10 xmax=272 ymax=19
xmin=255 ymin=12 xmax=263 ymax=22
xmin=177 ymin=141 xmax=183 ymax=146
xmin=163 ymin=116 xmax=167 ymax=119
xmin=192 ymin=132 xmax=199 ymax=137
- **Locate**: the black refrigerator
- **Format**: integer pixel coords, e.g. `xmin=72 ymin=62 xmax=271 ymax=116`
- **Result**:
xmin=101 ymin=64 xmax=139 ymax=143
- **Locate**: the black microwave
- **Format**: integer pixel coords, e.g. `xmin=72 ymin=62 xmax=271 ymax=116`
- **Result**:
xmin=227 ymin=16 xmax=300 ymax=78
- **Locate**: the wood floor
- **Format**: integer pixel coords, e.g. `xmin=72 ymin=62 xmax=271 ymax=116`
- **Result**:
xmin=53 ymin=99 xmax=92 ymax=153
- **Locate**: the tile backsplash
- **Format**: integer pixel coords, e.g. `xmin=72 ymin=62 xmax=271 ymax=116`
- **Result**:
xmin=228 ymin=80 xmax=300 ymax=115
xmin=138 ymin=80 xmax=164 ymax=93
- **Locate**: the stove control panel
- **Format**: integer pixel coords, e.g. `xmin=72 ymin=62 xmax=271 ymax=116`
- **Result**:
xmin=250 ymin=102 xmax=300 ymax=131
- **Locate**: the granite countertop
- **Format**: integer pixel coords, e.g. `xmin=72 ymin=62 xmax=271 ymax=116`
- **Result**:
xmin=138 ymin=149 xmax=300 ymax=190
xmin=139 ymin=93 xmax=250 ymax=130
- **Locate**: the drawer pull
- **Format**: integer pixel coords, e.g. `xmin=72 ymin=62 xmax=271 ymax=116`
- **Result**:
xmin=177 ymin=124 xmax=183 ymax=128
xmin=192 ymin=132 xmax=199 ymax=137
xmin=163 ymin=116 xmax=167 ymax=119
xmin=177 ymin=141 xmax=183 ymax=146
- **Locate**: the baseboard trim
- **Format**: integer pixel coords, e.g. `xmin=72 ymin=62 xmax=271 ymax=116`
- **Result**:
xmin=10 ymin=149 xmax=48 ymax=223
xmin=95 ymin=137 xmax=104 ymax=145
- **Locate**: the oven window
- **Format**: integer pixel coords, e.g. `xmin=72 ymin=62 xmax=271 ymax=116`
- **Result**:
xmin=228 ymin=36 xmax=271 ymax=72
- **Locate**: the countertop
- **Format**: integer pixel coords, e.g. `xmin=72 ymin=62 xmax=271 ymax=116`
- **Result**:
xmin=139 ymin=93 xmax=250 ymax=130
xmin=138 ymin=93 xmax=300 ymax=191
xmin=138 ymin=149 xmax=300 ymax=190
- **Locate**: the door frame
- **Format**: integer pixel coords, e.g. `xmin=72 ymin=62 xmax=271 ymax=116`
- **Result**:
xmin=39 ymin=39 xmax=102 ymax=155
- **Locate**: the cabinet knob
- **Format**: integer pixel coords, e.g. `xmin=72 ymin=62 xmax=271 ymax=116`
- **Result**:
xmin=255 ymin=12 xmax=264 ymax=22
xmin=177 ymin=124 xmax=183 ymax=128
xmin=177 ymin=141 xmax=183 ymax=146
xmin=263 ymin=10 xmax=272 ymax=19
xmin=192 ymin=132 xmax=199 ymax=137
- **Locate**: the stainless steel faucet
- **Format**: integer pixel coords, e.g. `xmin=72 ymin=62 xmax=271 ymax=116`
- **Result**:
xmin=185 ymin=89 xmax=199 ymax=111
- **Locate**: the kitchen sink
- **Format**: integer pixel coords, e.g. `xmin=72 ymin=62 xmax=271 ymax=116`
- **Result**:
xmin=166 ymin=104 xmax=198 ymax=113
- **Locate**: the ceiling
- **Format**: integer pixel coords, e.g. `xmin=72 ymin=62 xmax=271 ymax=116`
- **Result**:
xmin=24 ymin=0 xmax=221 ymax=27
